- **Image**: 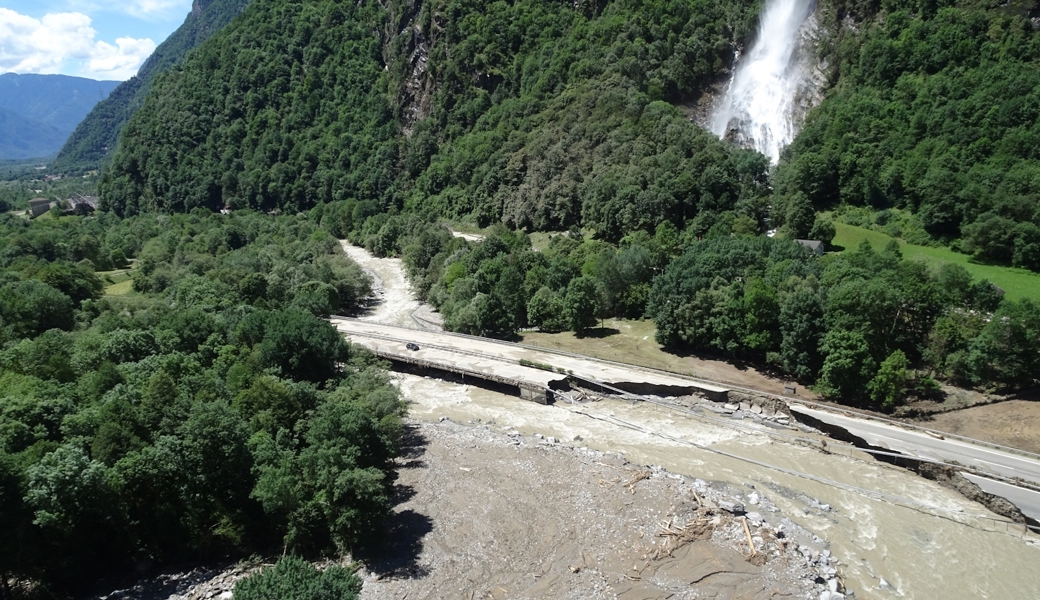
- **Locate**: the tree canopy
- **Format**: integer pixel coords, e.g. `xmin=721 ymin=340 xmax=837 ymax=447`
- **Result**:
xmin=0 ymin=209 xmax=399 ymax=594
xmin=774 ymin=0 xmax=1040 ymax=272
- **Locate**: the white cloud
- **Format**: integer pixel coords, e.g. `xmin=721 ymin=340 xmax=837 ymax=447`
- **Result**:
xmin=88 ymin=37 xmax=156 ymax=76
xmin=126 ymin=0 xmax=191 ymax=17
xmin=65 ymin=0 xmax=192 ymax=20
xmin=0 ymin=8 xmax=155 ymax=79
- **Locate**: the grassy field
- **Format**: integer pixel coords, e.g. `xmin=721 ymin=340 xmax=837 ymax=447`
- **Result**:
xmin=104 ymin=279 xmax=134 ymax=296
xmin=520 ymin=318 xmax=800 ymax=395
xmin=833 ymin=222 xmax=1040 ymax=301
xmin=527 ymin=231 xmax=558 ymax=252
xmin=99 ymin=265 xmax=135 ymax=296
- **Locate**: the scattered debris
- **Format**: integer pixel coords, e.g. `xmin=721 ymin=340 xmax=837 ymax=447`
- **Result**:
xmin=623 ymin=470 xmax=651 ymax=493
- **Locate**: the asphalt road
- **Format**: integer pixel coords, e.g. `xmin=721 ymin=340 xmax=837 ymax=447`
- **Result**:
xmin=789 ymin=405 xmax=1040 ymax=487
xmin=331 ymin=317 xmax=728 ymax=395
xmin=961 ymin=473 xmax=1040 ymax=526
xmin=333 ymin=317 xmax=1040 ymax=529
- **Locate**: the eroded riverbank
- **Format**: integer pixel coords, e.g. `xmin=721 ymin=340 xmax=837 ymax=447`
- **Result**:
xmin=335 ymin=240 xmax=1040 ymax=599
xmin=396 ymin=374 xmax=1040 ymax=599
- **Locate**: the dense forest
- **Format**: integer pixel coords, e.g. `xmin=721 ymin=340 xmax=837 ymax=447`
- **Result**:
xmin=774 ymin=0 xmax=1040 ymax=270
xmin=53 ymin=0 xmax=253 ymax=173
xmin=336 ymin=208 xmax=1039 ymax=405
xmin=0 ymin=210 xmax=401 ymax=595
xmin=94 ymin=0 xmax=1040 ymax=396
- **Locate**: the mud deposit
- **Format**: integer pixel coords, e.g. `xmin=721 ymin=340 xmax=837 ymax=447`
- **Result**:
xmin=359 ymin=421 xmax=823 ymax=600
xmin=397 ymin=374 xmax=1040 ymax=600
xmin=925 ymin=400 xmax=1040 ymax=455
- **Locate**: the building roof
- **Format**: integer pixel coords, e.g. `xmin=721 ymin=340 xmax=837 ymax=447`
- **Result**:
xmin=795 ymin=239 xmax=823 ymax=250
xmin=28 ymin=197 xmax=50 ymax=205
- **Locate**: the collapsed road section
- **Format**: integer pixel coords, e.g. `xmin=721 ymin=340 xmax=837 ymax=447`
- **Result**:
xmin=332 ymin=316 xmax=1040 ymax=533
xmin=331 ymin=317 xmax=730 ymax=402
xmin=790 ymin=403 xmax=1040 ymax=526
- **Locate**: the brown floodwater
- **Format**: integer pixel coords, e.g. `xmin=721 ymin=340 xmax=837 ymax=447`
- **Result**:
xmin=397 ymin=373 xmax=1040 ymax=600
xmin=343 ymin=242 xmax=1040 ymax=599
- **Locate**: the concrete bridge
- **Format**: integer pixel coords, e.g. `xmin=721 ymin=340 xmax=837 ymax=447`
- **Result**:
xmin=330 ymin=318 xmax=730 ymax=405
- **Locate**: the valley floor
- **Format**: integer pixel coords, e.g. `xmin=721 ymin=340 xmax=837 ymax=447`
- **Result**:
xmin=355 ymin=419 xmax=823 ymax=600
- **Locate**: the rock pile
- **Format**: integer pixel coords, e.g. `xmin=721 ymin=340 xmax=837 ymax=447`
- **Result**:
xmin=89 ymin=564 xmax=255 ymax=600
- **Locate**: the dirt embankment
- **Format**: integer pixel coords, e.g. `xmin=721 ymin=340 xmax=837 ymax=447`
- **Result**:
xmin=922 ymin=400 xmax=1040 ymax=455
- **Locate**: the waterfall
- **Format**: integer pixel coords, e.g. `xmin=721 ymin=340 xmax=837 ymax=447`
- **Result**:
xmin=711 ymin=0 xmax=817 ymax=164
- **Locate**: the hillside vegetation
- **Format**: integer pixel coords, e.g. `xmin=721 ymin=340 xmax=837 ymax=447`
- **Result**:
xmin=774 ymin=0 xmax=1040 ymax=272
xmin=0 ymin=210 xmax=399 ymax=594
xmin=101 ymin=0 xmax=769 ymax=234
xmin=97 ymin=0 xmax=1040 ymax=403
xmin=53 ymin=0 xmax=252 ymax=172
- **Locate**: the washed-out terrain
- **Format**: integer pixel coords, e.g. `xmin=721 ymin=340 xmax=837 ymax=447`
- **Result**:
xmin=352 ymin=242 xmax=1040 ymax=600
xmin=88 ymin=242 xmax=1040 ymax=600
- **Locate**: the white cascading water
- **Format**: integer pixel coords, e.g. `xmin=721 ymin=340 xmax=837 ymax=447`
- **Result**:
xmin=711 ymin=0 xmax=816 ymax=163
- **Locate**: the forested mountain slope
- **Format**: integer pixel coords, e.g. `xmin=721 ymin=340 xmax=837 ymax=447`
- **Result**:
xmin=98 ymin=0 xmax=1040 ymax=402
xmin=102 ymin=0 xmax=1040 ymax=266
xmin=53 ymin=0 xmax=252 ymax=172
xmin=774 ymin=0 xmax=1040 ymax=270
xmin=100 ymin=0 xmax=770 ymax=236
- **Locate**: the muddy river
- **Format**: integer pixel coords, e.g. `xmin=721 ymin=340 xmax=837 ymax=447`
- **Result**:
xmin=345 ymin=242 xmax=1040 ymax=600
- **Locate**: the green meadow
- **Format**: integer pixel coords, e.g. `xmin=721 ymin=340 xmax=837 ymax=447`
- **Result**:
xmin=833 ymin=222 xmax=1040 ymax=301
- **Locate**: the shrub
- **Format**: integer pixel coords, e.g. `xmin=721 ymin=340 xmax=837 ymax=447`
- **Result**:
xmin=233 ymin=556 xmax=361 ymax=600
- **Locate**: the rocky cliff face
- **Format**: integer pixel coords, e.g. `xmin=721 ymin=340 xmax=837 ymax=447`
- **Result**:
xmin=384 ymin=0 xmax=434 ymax=136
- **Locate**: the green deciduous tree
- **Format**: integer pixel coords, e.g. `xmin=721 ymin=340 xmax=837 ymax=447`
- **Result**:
xmin=527 ymin=286 xmax=567 ymax=333
xmin=298 ymin=397 xmax=393 ymax=550
xmin=779 ymin=287 xmax=825 ymax=380
xmin=868 ymin=350 xmax=910 ymax=408
xmin=0 ymin=280 xmax=75 ymax=339
xmin=964 ymin=299 xmax=1040 ymax=389
xmin=257 ymin=311 xmax=348 ymax=384
xmin=817 ymin=330 xmax=877 ymax=401
xmin=563 ymin=276 xmax=600 ymax=334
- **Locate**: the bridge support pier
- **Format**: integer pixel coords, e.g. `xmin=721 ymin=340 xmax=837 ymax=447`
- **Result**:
xmin=520 ymin=386 xmax=550 ymax=405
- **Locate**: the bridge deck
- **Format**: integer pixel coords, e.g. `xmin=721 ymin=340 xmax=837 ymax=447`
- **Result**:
xmin=333 ymin=318 xmax=729 ymax=401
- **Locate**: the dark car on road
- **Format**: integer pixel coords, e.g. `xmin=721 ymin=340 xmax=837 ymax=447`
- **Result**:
xmin=406 ymin=342 xmax=420 ymax=351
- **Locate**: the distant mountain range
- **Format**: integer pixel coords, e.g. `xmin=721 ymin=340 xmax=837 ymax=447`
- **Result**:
xmin=53 ymin=0 xmax=252 ymax=172
xmin=0 ymin=73 xmax=120 ymax=161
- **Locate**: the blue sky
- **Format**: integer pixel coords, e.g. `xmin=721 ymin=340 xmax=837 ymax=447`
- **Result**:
xmin=1 ymin=0 xmax=193 ymax=80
